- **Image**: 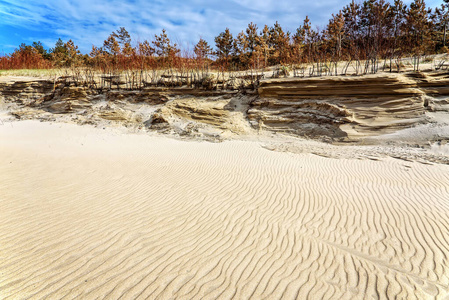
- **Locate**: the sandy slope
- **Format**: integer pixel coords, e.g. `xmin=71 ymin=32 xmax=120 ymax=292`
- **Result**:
xmin=0 ymin=121 xmax=449 ymax=299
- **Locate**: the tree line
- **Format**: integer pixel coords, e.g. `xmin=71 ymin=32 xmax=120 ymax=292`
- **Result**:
xmin=1 ymin=0 xmax=448 ymax=73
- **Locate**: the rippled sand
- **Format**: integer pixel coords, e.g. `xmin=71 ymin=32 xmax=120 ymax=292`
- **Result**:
xmin=1 ymin=121 xmax=448 ymax=299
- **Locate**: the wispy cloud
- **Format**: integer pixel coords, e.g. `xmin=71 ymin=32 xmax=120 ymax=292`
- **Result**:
xmin=0 ymin=0 xmax=444 ymax=54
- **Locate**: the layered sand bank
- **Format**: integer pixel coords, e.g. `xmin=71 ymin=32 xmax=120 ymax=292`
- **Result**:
xmin=2 ymin=71 xmax=449 ymax=144
xmin=1 ymin=121 xmax=448 ymax=299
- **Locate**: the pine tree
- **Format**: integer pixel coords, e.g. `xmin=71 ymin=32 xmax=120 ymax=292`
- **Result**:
xmin=359 ymin=0 xmax=391 ymax=72
xmin=234 ymin=23 xmax=260 ymax=68
xmin=292 ymin=24 xmax=305 ymax=63
xmin=112 ymin=27 xmax=133 ymax=55
xmin=152 ymin=29 xmax=180 ymax=57
xmin=407 ymin=0 xmax=432 ymax=70
xmin=32 ymin=41 xmax=50 ymax=59
xmin=112 ymin=27 xmax=131 ymax=47
xmin=256 ymin=25 xmax=271 ymax=67
xmin=194 ymin=38 xmax=212 ymax=60
xmin=245 ymin=22 xmax=259 ymax=56
xmin=343 ymin=1 xmax=362 ymax=72
xmin=103 ymin=35 xmax=120 ymax=56
xmin=235 ymin=31 xmax=249 ymax=67
xmin=51 ymin=38 xmax=68 ymax=66
xmin=434 ymin=3 xmax=449 ymax=49
xmin=65 ymin=40 xmax=81 ymax=67
xmin=387 ymin=0 xmax=408 ymax=71
xmin=89 ymin=45 xmax=105 ymax=69
xmin=268 ymin=21 xmax=290 ymax=65
xmin=214 ymin=28 xmax=234 ymax=66
xmin=138 ymin=40 xmax=155 ymax=57
xmin=327 ymin=11 xmax=345 ymax=59
xmin=136 ymin=40 xmax=155 ymax=69
xmin=300 ymin=16 xmax=317 ymax=64
xmin=51 ymin=39 xmax=66 ymax=55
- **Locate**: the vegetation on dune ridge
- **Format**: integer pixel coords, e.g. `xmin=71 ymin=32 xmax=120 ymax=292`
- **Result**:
xmin=1 ymin=0 xmax=449 ymax=77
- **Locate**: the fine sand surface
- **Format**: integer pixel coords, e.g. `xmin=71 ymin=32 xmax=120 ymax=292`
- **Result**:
xmin=1 ymin=121 xmax=449 ymax=299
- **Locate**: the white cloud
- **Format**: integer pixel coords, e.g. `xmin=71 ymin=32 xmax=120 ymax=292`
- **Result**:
xmin=0 ymin=0 xmax=444 ymax=53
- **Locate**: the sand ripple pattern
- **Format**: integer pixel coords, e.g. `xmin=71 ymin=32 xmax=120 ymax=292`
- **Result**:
xmin=1 ymin=122 xmax=449 ymax=299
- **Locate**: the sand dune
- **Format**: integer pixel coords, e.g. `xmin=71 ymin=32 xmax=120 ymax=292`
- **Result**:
xmin=1 ymin=121 xmax=449 ymax=299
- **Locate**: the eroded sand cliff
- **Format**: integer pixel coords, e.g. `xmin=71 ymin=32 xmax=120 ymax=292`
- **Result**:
xmin=1 ymin=71 xmax=448 ymax=144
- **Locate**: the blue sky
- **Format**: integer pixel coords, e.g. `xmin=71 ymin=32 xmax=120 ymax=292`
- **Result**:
xmin=0 ymin=0 xmax=443 ymax=55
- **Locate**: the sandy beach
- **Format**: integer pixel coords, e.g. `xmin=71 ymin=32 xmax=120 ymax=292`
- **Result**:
xmin=2 ymin=0 xmax=449 ymax=296
xmin=1 ymin=120 xmax=448 ymax=299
